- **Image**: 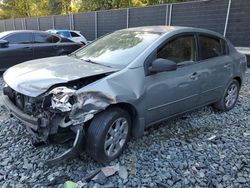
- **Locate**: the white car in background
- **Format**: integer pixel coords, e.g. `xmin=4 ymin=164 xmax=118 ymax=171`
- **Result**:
xmin=47 ymin=29 xmax=88 ymax=45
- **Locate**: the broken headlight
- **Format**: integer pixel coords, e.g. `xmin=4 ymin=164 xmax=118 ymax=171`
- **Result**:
xmin=49 ymin=87 xmax=76 ymax=112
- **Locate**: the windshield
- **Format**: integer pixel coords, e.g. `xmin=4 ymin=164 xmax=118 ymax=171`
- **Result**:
xmin=0 ymin=31 xmax=9 ymax=39
xmin=73 ymin=31 xmax=162 ymax=67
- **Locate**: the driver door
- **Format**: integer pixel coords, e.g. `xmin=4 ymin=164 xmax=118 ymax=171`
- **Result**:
xmin=0 ymin=32 xmax=33 ymax=70
xmin=145 ymin=34 xmax=202 ymax=125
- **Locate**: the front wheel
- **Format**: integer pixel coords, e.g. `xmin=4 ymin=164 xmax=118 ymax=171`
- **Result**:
xmin=86 ymin=107 xmax=131 ymax=163
xmin=213 ymin=79 xmax=240 ymax=111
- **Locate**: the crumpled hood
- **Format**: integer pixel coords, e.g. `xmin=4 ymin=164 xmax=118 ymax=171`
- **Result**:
xmin=3 ymin=56 xmax=118 ymax=97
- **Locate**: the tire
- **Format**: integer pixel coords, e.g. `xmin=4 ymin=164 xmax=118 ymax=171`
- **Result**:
xmin=213 ymin=79 xmax=240 ymax=111
xmin=86 ymin=107 xmax=131 ymax=163
xmin=246 ymin=54 xmax=250 ymax=67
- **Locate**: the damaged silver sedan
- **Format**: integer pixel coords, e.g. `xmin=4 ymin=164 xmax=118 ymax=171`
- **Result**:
xmin=2 ymin=26 xmax=247 ymax=164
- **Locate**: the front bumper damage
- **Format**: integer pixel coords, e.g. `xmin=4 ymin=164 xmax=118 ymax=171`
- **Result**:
xmin=2 ymin=87 xmax=115 ymax=165
xmin=2 ymin=95 xmax=39 ymax=130
xmin=2 ymin=95 xmax=85 ymax=165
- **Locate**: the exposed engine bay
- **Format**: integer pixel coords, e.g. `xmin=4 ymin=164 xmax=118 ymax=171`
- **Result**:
xmin=3 ymin=73 xmax=116 ymax=164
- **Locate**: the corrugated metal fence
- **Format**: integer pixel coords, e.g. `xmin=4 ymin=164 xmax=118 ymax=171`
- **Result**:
xmin=0 ymin=0 xmax=249 ymax=47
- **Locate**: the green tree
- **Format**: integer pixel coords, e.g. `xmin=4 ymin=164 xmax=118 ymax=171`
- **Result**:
xmin=0 ymin=0 xmax=193 ymax=19
xmin=0 ymin=0 xmax=50 ymax=18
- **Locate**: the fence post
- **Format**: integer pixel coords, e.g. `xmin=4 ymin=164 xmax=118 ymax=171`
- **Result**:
xmin=37 ymin=17 xmax=40 ymax=30
xmin=70 ymin=14 xmax=75 ymax=30
xmin=165 ymin=5 xmax=169 ymax=25
xmin=95 ymin=11 xmax=98 ymax=39
xmin=52 ymin=16 xmax=55 ymax=29
xmin=3 ymin=20 xmax=6 ymax=31
xmin=21 ymin=19 xmax=24 ymax=29
xmin=72 ymin=14 xmax=75 ymax=30
xmin=224 ymin=0 xmax=231 ymax=37
xmin=22 ymin=18 xmax=26 ymax=30
xmin=169 ymin=4 xmax=173 ymax=26
xmin=69 ymin=14 xmax=72 ymax=30
xmin=13 ymin=19 xmax=16 ymax=30
xmin=126 ymin=8 xmax=129 ymax=28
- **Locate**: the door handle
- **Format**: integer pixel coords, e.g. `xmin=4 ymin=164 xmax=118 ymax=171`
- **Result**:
xmin=190 ymin=72 xmax=199 ymax=80
xmin=23 ymin=46 xmax=32 ymax=50
xmin=224 ymin=63 xmax=232 ymax=69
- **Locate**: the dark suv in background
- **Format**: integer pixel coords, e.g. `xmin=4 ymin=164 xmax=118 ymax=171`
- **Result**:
xmin=0 ymin=30 xmax=83 ymax=70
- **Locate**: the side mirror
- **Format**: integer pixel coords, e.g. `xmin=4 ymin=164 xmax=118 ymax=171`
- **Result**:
xmin=149 ymin=58 xmax=177 ymax=73
xmin=0 ymin=40 xmax=9 ymax=48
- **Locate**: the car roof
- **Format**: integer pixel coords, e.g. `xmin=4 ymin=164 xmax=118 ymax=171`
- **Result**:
xmin=1 ymin=30 xmax=62 ymax=36
xmin=118 ymin=26 xmax=224 ymax=38
xmin=0 ymin=30 xmax=64 ymax=39
xmin=0 ymin=30 xmax=58 ymax=35
xmin=48 ymin=29 xmax=77 ymax=32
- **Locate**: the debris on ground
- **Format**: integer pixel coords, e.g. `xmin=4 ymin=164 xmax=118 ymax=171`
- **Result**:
xmin=101 ymin=164 xmax=119 ymax=177
xmin=64 ymin=180 xmax=77 ymax=188
xmin=207 ymin=135 xmax=216 ymax=141
xmin=243 ymin=131 xmax=250 ymax=137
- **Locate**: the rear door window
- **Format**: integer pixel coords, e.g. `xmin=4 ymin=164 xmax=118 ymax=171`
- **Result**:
xmin=157 ymin=35 xmax=196 ymax=64
xmin=34 ymin=33 xmax=59 ymax=43
xmin=199 ymin=35 xmax=223 ymax=60
xmin=5 ymin=33 xmax=32 ymax=44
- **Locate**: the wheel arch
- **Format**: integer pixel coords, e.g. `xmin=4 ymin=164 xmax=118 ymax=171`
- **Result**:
xmin=109 ymin=102 xmax=145 ymax=138
xmin=233 ymin=76 xmax=242 ymax=87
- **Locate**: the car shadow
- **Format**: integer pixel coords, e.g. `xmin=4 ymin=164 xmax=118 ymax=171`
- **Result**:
xmin=125 ymin=106 xmax=217 ymax=154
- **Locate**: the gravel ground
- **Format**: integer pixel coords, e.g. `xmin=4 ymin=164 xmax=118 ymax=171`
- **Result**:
xmin=0 ymin=69 xmax=250 ymax=188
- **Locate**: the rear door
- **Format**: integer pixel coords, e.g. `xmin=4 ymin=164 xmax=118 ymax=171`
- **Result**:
xmin=33 ymin=33 xmax=61 ymax=58
xmin=197 ymin=34 xmax=232 ymax=104
xmin=0 ymin=32 xmax=33 ymax=69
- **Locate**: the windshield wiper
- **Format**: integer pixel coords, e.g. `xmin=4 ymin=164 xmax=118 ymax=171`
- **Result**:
xmin=81 ymin=58 xmax=112 ymax=68
xmin=82 ymin=58 xmax=97 ymax=64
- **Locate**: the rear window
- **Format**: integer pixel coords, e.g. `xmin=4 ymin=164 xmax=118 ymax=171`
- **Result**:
xmin=199 ymin=35 xmax=223 ymax=60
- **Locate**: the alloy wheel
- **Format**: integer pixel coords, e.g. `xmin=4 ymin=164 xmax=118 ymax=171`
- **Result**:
xmin=225 ymin=83 xmax=238 ymax=108
xmin=104 ymin=117 xmax=129 ymax=157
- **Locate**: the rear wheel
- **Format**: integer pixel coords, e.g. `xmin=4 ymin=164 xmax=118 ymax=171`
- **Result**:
xmin=86 ymin=107 xmax=131 ymax=163
xmin=213 ymin=79 xmax=240 ymax=111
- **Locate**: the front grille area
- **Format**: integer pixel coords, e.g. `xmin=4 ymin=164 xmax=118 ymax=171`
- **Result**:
xmin=3 ymin=86 xmax=41 ymax=116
